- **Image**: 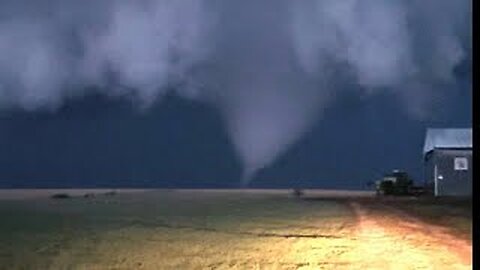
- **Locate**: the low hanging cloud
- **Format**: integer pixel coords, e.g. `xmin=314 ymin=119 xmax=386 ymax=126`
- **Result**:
xmin=0 ymin=0 xmax=471 ymax=183
xmin=0 ymin=0 xmax=213 ymax=110
xmin=290 ymin=0 xmax=471 ymax=118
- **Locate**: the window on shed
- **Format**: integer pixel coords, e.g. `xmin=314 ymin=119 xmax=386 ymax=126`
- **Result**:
xmin=454 ymin=157 xmax=468 ymax=171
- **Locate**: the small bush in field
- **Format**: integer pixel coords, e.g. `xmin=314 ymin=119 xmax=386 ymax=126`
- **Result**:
xmin=50 ymin=193 xmax=71 ymax=199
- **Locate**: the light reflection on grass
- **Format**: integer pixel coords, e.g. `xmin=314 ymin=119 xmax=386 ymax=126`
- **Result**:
xmin=0 ymin=190 xmax=471 ymax=269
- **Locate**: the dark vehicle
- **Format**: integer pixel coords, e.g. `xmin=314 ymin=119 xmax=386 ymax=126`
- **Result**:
xmin=375 ymin=170 xmax=414 ymax=196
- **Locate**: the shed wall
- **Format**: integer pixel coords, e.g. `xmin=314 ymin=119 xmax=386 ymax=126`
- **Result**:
xmin=425 ymin=149 xmax=472 ymax=196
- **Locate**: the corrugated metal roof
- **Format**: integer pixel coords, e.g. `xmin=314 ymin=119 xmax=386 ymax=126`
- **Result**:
xmin=423 ymin=128 xmax=472 ymax=155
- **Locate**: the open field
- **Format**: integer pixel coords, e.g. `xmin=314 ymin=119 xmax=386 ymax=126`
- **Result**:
xmin=0 ymin=189 xmax=471 ymax=269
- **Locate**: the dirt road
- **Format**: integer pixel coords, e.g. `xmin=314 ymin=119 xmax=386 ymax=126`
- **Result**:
xmin=346 ymin=201 xmax=472 ymax=270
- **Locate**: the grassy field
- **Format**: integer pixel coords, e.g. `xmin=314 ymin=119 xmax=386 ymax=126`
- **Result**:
xmin=0 ymin=189 xmax=471 ymax=269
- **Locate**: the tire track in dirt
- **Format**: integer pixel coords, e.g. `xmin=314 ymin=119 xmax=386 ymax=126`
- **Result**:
xmin=129 ymin=218 xmax=343 ymax=239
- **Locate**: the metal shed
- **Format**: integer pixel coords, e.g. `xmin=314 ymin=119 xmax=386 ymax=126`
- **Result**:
xmin=423 ymin=128 xmax=472 ymax=197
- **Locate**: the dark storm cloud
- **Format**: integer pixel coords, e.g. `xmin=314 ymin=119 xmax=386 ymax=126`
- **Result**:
xmin=0 ymin=0 xmax=472 ymax=183
xmin=0 ymin=0 xmax=213 ymax=109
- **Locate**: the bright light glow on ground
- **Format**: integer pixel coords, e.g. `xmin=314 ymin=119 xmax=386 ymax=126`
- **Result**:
xmin=0 ymin=190 xmax=471 ymax=269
